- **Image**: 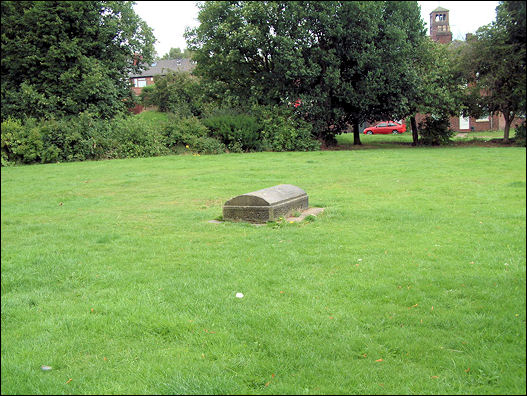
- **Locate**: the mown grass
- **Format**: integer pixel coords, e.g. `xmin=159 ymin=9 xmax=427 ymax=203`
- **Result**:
xmin=336 ymin=129 xmax=516 ymax=148
xmin=1 ymin=145 xmax=525 ymax=395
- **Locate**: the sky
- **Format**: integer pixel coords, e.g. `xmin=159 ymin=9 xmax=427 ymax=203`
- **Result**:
xmin=133 ymin=1 xmax=501 ymax=58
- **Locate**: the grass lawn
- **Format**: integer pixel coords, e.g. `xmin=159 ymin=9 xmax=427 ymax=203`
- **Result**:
xmin=1 ymin=145 xmax=525 ymax=394
xmin=336 ymin=129 xmax=515 ymax=148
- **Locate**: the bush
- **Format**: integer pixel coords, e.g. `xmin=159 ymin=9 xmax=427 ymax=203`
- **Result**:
xmin=164 ymin=116 xmax=226 ymax=154
xmin=110 ymin=116 xmax=170 ymax=158
xmin=40 ymin=113 xmax=114 ymax=162
xmin=418 ymin=114 xmax=455 ymax=145
xmin=251 ymin=105 xmax=320 ymax=151
xmin=1 ymin=117 xmax=43 ymax=165
xmin=184 ymin=135 xmax=226 ymax=155
xmin=164 ymin=117 xmax=209 ymax=147
xmin=202 ymin=111 xmax=262 ymax=152
xmin=513 ymin=121 xmax=526 ymax=147
xmin=140 ymin=71 xmax=205 ymax=117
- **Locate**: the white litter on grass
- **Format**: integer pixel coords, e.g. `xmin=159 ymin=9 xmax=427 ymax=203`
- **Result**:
xmin=235 ymin=292 xmax=244 ymax=298
xmin=41 ymin=365 xmax=52 ymax=371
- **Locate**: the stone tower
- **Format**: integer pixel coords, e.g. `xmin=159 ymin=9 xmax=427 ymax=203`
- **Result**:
xmin=430 ymin=6 xmax=452 ymax=43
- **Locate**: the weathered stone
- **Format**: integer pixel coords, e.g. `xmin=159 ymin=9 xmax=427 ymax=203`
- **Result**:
xmin=223 ymin=184 xmax=308 ymax=223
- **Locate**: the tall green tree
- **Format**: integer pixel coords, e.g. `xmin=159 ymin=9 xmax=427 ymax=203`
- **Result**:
xmin=1 ymin=1 xmax=155 ymax=120
xmin=457 ymin=1 xmax=526 ymax=142
xmin=185 ymin=1 xmax=426 ymax=145
xmin=405 ymin=38 xmax=465 ymax=146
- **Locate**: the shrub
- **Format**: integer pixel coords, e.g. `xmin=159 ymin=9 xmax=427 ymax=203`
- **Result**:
xmin=140 ymin=71 xmax=205 ymax=117
xmin=164 ymin=117 xmax=209 ymax=147
xmin=164 ymin=116 xmax=226 ymax=154
xmin=1 ymin=117 xmax=43 ymax=165
xmin=184 ymin=135 xmax=226 ymax=155
xmin=418 ymin=114 xmax=455 ymax=145
xmin=202 ymin=111 xmax=262 ymax=152
xmin=251 ymin=105 xmax=320 ymax=151
xmin=110 ymin=116 xmax=170 ymax=158
xmin=513 ymin=121 xmax=526 ymax=147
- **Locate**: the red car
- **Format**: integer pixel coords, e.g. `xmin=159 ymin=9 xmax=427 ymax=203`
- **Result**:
xmin=363 ymin=121 xmax=406 ymax=134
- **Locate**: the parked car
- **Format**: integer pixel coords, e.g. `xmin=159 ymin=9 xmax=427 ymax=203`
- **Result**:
xmin=363 ymin=121 xmax=406 ymax=134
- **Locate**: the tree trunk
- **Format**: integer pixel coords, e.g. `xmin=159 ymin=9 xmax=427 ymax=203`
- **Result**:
xmin=410 ymin=116 xmax=418 ymax=146
xmin=503 ymin=111 xmax=513 ymax=143
xmin=353 ymin=119 xmax=361 ymax=145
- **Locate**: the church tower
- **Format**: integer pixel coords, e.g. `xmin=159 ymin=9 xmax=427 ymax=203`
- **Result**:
xmin=430 ymin=6 xmax=452 ymax=43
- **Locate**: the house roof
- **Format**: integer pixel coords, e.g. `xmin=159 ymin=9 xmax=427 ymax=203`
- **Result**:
xmin=129 ymin=58 xmax=195 ymax=78
xmin=432 ymin=6 xmax=449 ymax=12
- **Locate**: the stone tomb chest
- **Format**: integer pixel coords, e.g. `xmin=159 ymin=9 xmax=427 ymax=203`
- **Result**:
xmin=223 ymin=184 xmax=308 ymax=223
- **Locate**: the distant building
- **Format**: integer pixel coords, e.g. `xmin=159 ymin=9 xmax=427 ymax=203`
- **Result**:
xmin=430 ymin=6 xmax=452 ymax=44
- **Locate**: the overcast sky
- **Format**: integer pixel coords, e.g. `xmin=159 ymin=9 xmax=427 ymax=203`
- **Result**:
xmin=133 ymin=1 xmax=500 ymax=58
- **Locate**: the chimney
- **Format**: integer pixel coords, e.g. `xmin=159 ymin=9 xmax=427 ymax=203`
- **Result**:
xmin=133 ymin=53 xmax=143 ymax=66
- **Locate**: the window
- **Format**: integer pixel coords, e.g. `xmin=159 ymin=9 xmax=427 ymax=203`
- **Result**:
xmin=388 ymin=122 xmax=397 ymax=126
xmin=134 ymin=78 xmax=147 ymax=88
xmin=377 ymin=123 xmax=387 ymax=127
xmin=476 ymin=115 xmax=489 ymax=122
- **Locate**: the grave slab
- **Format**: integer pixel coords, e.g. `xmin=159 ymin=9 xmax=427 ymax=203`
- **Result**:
xmin=223 ymin=184 xmax=308 ymax=223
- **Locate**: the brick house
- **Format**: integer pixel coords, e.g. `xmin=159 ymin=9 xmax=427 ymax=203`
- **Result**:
xmin=129 ymin=58 xmax=196 ymax=114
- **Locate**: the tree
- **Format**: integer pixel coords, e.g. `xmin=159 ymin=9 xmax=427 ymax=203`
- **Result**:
xmin=185 ymin=1 xmax=427 ymax=146
xmin=1 ymin=1 xmax=155 ymax=120
xmin=159 ymin=47 xmax=194 ymax=60
xmin=457 ymin=1 xmax=526 ymax=143
xmin=405 ymin=38 xmax=465 ymax=146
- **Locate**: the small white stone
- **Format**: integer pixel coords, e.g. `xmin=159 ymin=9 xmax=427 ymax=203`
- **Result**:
xmin=235 ymin=292 xmax=244 ymax=298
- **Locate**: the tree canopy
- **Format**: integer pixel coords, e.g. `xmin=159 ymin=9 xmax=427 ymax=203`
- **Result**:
xmin=185 ymin=1 xmax=427 ymax=145
xmin=159 ymin=47 xmax=194 ymax=60
xmin=1 ymin=0 xmax=155 ymax=120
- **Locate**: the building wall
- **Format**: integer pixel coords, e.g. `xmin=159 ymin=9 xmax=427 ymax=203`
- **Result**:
xmin=413 ymin=113 xmax=524 ymax=134
xmin=130 ymin=76 xmax=155 ymax=96
xmin=129 ymin=77 xmax=156 ymax=114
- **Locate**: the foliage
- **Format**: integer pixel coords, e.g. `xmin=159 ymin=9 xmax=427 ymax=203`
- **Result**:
xmin=202 ymin=112 xmax=262 ymax=152
xmin=250 ymin=105 xmax=320 ymax=151
xmin=456 ymin=1 xmax=526 ymax=142
xmin=1 ymin=113 xmax=174 ymax=165
xmin=163 ymin=116 xmax=226 ymax=154
xmin=108 ymin=116 xmax=170 ymax=158
xmin=159 ymin=47 xmax=194 ymax=60
xmin=514 ymin=120 xmax=526 ymax=147
xmin=1 ymin=1 xmax=155 ymax=120
xmin=184 ymin=135 xmax=227 ymax=155
xmin=185 ymin=1 xmax=427 ymax=146
xmin=0 ymin=107 xmax=320 ymax=166
xmin=140 ymin=71 xmax=205 ymax=117
xmin=417 ymin=114 xmax=455 ymax=145
xmin=1 ymin=117 xmax=43 ymax=165
xmin=406 ymin=38 xmax=466 ymax=145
